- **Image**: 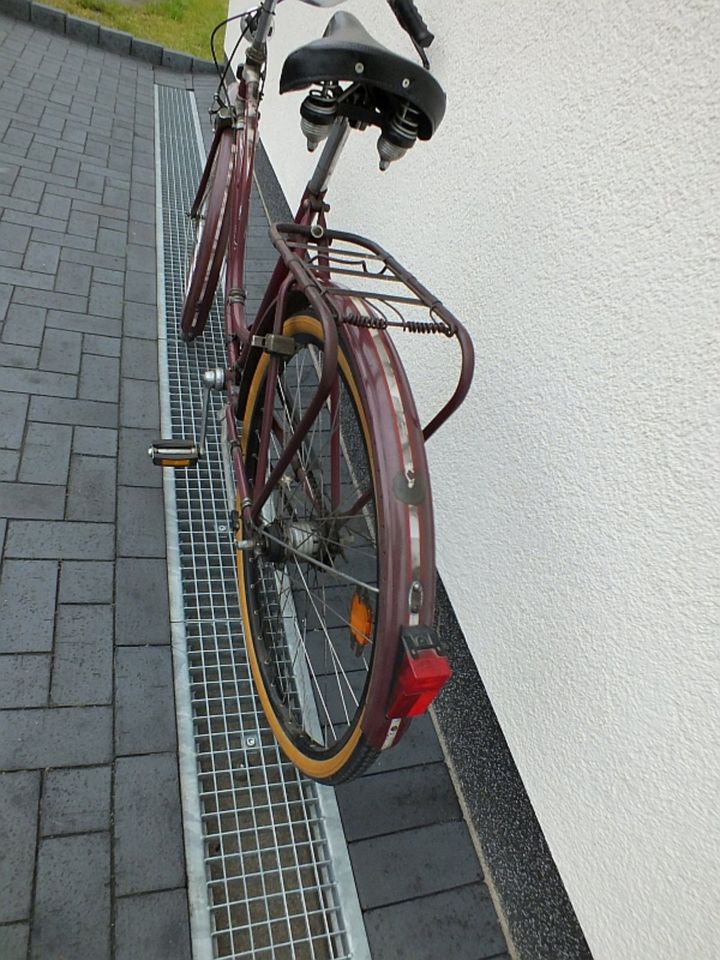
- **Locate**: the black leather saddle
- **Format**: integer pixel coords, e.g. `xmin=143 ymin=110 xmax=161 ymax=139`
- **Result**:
xmin=280 ymin=12 xmax=446 ymax=140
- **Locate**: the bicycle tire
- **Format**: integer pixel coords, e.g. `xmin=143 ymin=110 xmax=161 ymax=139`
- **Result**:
xmin=236 ymin=312 xmax=436 ymax=784
xmin=179 ymin=126 xmax=234 ymax=341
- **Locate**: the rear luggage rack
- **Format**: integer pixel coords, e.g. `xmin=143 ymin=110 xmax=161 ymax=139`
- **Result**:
xmin=269 ymin=223 xmax=475 ymax=440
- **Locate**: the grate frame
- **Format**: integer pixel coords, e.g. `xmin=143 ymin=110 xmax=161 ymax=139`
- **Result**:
xmin=154 ymin=82 xmax=370 ymax=960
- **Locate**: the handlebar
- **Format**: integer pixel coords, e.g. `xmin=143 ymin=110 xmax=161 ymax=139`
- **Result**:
xmin=388 ymin=0 xmax=434 ymax=49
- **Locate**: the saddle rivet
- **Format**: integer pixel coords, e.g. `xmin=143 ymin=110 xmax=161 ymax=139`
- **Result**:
xmin=402 ymin=78 xmax=410 ymax=89
xmin=354 ymin=61 xmax=364 ymax=74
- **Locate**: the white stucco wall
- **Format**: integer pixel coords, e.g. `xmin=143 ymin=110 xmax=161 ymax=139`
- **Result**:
xmin=226 ymin=2 xmax=719 ymax=957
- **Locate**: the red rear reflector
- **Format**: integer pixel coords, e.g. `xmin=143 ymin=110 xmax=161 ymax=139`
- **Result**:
xmin=387 ymin=628 xmax=452 ymax=718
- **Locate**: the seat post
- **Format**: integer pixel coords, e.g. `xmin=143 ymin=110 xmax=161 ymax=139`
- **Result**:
xmin=306 ymin=118 xmax=351 ymax=198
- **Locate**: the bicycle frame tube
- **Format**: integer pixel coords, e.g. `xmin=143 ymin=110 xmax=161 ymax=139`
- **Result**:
xmin=224 ymin=79 xmax=259 ymax=366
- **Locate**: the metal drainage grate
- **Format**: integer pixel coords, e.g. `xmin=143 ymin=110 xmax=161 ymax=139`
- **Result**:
xmin=154 ymin=83 xmax=370 ymax=960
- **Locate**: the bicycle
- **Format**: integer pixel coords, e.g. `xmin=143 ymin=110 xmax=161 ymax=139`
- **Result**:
xmin=151 ymin=0 xmax=474 ymax=784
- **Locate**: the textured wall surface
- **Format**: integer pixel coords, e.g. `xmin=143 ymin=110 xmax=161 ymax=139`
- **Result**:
xmin=227 ymin=2 xmax=720 ymax=957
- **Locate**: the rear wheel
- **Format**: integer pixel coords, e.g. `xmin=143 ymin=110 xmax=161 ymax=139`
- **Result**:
xmin=179 ymin=127 xmax=234 ymax=341
xmin=237 ymin=314 xmax=388 ymax=783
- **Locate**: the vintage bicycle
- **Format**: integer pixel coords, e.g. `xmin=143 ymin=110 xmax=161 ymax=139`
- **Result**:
xmin=150 ymin=0 xmax=474 ymax=784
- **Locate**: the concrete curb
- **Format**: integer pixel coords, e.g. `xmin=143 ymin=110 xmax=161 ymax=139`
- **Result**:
xmin=4 ymin=0 xmax=217 ymax=73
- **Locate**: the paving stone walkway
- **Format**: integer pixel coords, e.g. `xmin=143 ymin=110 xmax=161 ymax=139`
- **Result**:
xmin=0 ymin=14 xmax=190 ymax=959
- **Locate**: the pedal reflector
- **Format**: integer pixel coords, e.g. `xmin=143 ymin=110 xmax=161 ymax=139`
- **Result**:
xmin=148 ymin=440 xmax=200 ymax=468
xmin=387 ymin=626 xmax=452 ymax=718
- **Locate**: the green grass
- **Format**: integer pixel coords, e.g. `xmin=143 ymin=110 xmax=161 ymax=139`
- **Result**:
xmin=45 ymin=0 xmax=227 ymax=58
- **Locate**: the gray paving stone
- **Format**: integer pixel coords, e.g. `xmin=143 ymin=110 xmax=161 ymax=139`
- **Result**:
xmin=363 ymin=715 xmax=444 ymax=776
xmin=83 ymin=333 xmax=121 ymax=358
xmin=0 ymin=771 xmax=40 ymax=923
xmin=12 ymin=176 xmax=44 ymax=204
xmin=114 ymin=753 xmax=185 ymax=895
xmin=82 ymin=142 xmax=110 ymax=165
xmin=0 ymin=364 xmax=76 ymax=399
xmin=127 ymin=218 xmax=154 ymax=247
xmin=4 ymin=126 xmax=34 ymax=155
xmin=54 ymin=260 xmax=91 ymax=296
xmin=68 ymin=209 xmax=99 ymax=239
xmin=59 ymin=560 xmax=114 ymax=604
xmin=39 ymin=328 xmax=82 ymax=374
xmin=116 ymin=486 xmax=165 ymax=558
xmin=40 ymin=191 xmax=71 ymax=222
xmin=0 ymin=283 xmax=10 ymax=321
xmin=102 ymin=184 xmax=130 ymax=210
xmin=0 ymin=706 xmax=112 ymax=770
xmin=350 ymin=821 xmax=483 ymax=910
xmin=131 ymin=165 xmax=154 ymax=187
xmin=122 ymin=300 xmax=155 ymax=339
xmin=115 ymin=557 xmax=169 ymax=644
xmin=0 ymin=248 xmax=24 ymax=270
xmin=18 ymin=422 xmax=72 ymax=486
xmin=0 ymin=341 xmax=39 ymax=368
xmin=118 ymin=427 xmax=161 ymax=488
xmin=5 ymin=520 xmax=115 ymax=560
xmin=28 ymin=232 xmax=96 ymax=260
xmin=79 ymin=352 xmax=120 ymax=401
xmin=95 ymin=226 xmax=125 ymax=255
xmin=15 ymin=211 xmax=66 ymax=237
xmin=115 ymin=647 xmax=176 ymax=754
xmin=66 ymin=454 xmax=116 ymax=522
xmin=89 ymin=281 xmax=123 ymax=319
xmin=122 ymin=336 xmax=157 ymax=381
xmin=0 ymin=220 xmax=30 ymax=254
xmin=31 ymin=833 xmax=110 ymax=960
xmin=46 ymin=308 xmax=121 ymax=338
xmin=29 ymin=395 xmax=117 ymax=428
xmin=0 ymin=560 xmax=58 ymax=653
xmin=2 ymin=303 xmax=46 ymax=346
xmin=0 ymin=391 xmax=28 ymax=448
xmin=41 ymin=765 xmax=112 ymax=836
xmin=364 ymin=885 xmax=506 ymax=960
xmin=0 ymin=654 xmax=51 ymax=708
xmin=120 ymin=377 xmax=159 ymax=429
xmin=115 ymin=889 xmax=191 ymax=960
xmin=125 ymin=241 xmax=155 ymax=275
xmin=0 ymin=448 xmax=20 ymax=480
xmin=336 ymin=764 xmax=461 ymax=842
xmin=128 ymin=198 xmax=154 ymax=226
xmin=0 ymin=156 xmax=20 ymax=188
xmin=77 ymin=169 xmax=104 ymax=195
xmin=0 ymin=923 xmax=29 ymax=960
xmin=51 ymin=604 xmax=113 ymax=706
xmin=124 ymin=269 xmax=155 ymax=305
xmin=93 ymin=267 xmax=124 ymax=287
xmin=108 ymin=147 xmax=132 ymax=176
xmin=0 ymin=481 xmax=65 ymax=519
xmin=129 ymin=181 xmax=154 ymax=205
xmin=73 ymin=425 xmax=117 ymax=457
xmin=23 ymin=240 xmax=60 ymax=274
xmin=13 ymin=286 xmax=85 ymax=313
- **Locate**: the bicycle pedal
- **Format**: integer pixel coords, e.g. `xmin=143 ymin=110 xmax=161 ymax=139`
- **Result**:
xmin=148 ymin=440 xmax=200 ymax=468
